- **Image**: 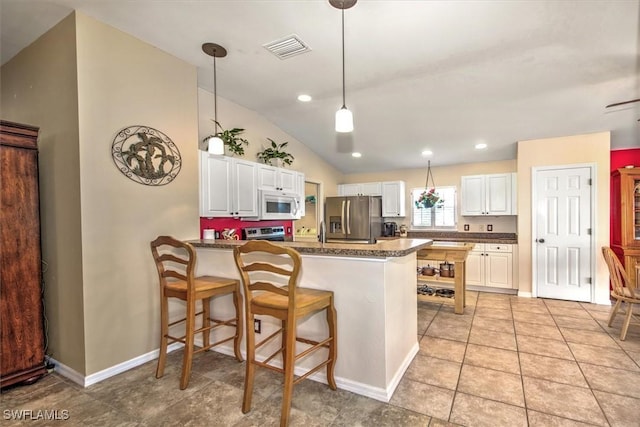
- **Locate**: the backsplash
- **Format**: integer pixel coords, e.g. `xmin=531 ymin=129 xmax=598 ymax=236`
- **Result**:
xmin=200 ymin=217 xmax=293 ymax=239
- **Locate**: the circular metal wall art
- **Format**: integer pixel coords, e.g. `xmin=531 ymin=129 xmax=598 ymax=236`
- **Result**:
xmin=111 ymin=125 xmax=182 ymax=186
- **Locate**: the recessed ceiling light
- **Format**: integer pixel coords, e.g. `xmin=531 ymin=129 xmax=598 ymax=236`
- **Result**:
xmin=352 ymin=152 xmax=362 ymax=158
xmin=421 ymin=150 xmax=433 ymax=156
xmin=475 ymin=143 xmax=488 ymax=150
xmin=297 ymin=94 xmax=312 ymax=102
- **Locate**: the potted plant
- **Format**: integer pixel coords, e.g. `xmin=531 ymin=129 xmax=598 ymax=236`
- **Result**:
xmin=257 ymin=138 xmax=294 ymax=167
xmin=203 ymin=120 xmax=249 ymax=156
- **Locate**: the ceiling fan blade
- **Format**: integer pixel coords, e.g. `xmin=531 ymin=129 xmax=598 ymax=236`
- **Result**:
xmin=605 ymin=98 xmax=640 ymax=108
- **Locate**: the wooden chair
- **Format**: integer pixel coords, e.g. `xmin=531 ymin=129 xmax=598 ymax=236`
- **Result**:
xmin=151 ymin=236 xmax=243 ymax=389
xmin=602 ymin=246 xmax=640 ymax=340
xmin=233 ymin=240 xmax=337 ymax=427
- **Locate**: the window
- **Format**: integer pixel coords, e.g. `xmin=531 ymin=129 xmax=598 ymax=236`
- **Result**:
xmin=411 ymin=186 xmax=457 ymax=229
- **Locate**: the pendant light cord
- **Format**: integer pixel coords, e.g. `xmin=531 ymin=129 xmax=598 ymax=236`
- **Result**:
xmin=341 ymin=8 xmax=346 ymax=109
xmin=213 ymin=53 xmax=219 ymax=134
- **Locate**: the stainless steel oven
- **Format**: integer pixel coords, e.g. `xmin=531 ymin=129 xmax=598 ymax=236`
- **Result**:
xmin=242 ymin=226 xmax=286 ymax=242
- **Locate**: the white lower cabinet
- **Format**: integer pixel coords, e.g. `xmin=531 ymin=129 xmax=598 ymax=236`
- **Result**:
xmin=199 ymin=152 xmax=258 ymax=217
xmin=465 ymin=243 xmax=514 ymax=289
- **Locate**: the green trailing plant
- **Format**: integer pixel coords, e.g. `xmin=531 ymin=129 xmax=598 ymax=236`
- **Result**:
xmin=257 ymin=138 xmax=294 ymax=166
xmin=203 ymin=120 xmax=249 ymax=156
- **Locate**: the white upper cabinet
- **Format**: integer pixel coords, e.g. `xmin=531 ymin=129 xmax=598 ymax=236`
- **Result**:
xmin=338 ymin=180 xmax=406 ymax=217
xmin=461 ymin=173 xmax=515 ymax=216
xmin=381 ymin=181 xmax=406 ymax=217
xmin=257 ymin=164 xmax=296 ymax=193
xmin=199 ymin=152 xmax=258 ymax=217
xmin=338 ymin=182 xmax=382 ymax=196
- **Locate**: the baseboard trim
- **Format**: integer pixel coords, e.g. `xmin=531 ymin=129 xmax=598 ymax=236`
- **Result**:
xmin=379 ymin=342 xmax=419 ymax=402
xmin=202 ymin=339 xmax=401 ymax=402
xmin=594 ymin=297 xmax=612 ymax=306
xmin=517 ymin=291 xmax=532 ymax=298
xmin=51 ymin=342 xmax=183 ymax=387
xmin=52 ymin=338 xmax=413 ymax=403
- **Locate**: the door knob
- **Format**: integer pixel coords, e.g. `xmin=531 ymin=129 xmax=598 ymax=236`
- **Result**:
xmin=537 ymin=238 xmax=545 ymax=243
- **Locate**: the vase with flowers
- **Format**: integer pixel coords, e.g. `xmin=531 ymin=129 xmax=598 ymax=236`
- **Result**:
xmin=415 ymin=161 xmax=444 ymax=209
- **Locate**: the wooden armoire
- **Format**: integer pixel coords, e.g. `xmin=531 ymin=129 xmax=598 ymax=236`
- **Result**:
xmin=0 ymin=120 xmax=47 ymax=388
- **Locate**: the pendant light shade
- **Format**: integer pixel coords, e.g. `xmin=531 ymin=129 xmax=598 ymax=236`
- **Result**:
xmin=330 ymin=0 xmax=357 ymax=133
xmin=205 ymin=135 xmax=224 ymax=155
xmin=202 ymin=42 xmax=227 ymax=154
xmin=335 ymin=106 xmax=353 ymax=132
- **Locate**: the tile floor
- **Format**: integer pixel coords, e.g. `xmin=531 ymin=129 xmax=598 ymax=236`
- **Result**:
xmin=3 ymin=292 xmax=640 ymax=426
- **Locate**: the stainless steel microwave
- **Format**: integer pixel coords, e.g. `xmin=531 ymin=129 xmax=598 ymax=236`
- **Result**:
xmin=259 ymin=190 xmax=300 ymax=220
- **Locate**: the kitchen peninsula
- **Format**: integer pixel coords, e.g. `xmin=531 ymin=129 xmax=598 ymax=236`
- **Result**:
xmin=188 ymin=238 xmax=432 ymax=402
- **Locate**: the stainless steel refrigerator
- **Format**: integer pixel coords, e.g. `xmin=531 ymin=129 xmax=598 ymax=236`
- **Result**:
xmin=325 ymin=196 xmax=383 ymax=243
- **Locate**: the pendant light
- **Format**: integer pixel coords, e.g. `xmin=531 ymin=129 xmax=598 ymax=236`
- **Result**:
xmin=330 ymin=0 xmax=357 ymax=133
xmin=202 ymin=43 xmax=227 ymax=155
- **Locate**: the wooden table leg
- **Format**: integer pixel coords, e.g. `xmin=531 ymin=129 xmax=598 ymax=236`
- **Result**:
xmin=454 ymin=261 xmax=464 ymax=314
xmin=461 ymin=260 xmax=466 ymax=308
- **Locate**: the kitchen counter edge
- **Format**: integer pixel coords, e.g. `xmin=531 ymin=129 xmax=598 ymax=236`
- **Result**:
xmin=187 ymin=238 xmax=433 ymax=258
xmin=407 ymin=232 xmax=517 ymax=244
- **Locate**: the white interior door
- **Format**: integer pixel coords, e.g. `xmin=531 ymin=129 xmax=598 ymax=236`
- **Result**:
xmin=534 ymin=166 xmax=593 ymax=302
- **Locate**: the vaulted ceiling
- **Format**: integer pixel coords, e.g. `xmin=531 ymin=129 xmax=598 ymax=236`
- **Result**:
xmin=2 ymin=0 xmax=638 ymax=173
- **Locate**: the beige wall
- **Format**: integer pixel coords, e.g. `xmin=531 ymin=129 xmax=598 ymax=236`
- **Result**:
xmin=1 ymin=12 xmax=200 ymax=376
xmin=343 ymin=160 xmax=518 ymax=233
xmin=198 ymin=88 xmax=344 ymax=198
xmin=75 ymin=13 xmax=199 ymax=374
xmin=517 ymin=132 xmax=611 ymax=303
xmin=1 ymin=14 xmax=86 ymax=373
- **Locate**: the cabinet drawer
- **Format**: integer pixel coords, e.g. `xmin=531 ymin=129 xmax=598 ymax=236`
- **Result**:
xmin=486 ymin=244 xmax=512 ymax=253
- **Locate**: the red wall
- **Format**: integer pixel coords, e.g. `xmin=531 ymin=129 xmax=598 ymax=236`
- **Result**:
xmin=610 ymin=148 xmax=640 ymax=246
xmin=200 ymin=217 xmax=293 ymax=239
xmin=611 ymin=148 xmax=640 ymax=170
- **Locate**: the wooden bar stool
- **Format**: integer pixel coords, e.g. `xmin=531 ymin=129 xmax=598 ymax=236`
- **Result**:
xmin=233 ymin=240 xmax=337 ymax=427
xmin=151 ymin=236 xmax=243 ymax=389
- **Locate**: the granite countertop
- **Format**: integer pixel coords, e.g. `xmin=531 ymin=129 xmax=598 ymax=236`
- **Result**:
xmin=406 ymin=231 xmax=517 ymax=244
xmin=187 ymin=238 xmax=433 ymax=258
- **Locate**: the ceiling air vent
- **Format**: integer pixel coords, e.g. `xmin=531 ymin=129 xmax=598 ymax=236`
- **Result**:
xmin=263 ymin=34 xmax=311 ymax=60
